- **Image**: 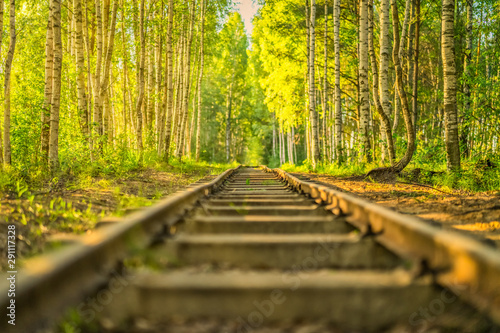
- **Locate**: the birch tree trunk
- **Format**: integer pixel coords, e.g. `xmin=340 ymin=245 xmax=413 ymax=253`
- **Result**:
xmin=461 ymin=0 xmax=473 ymax=157
xmin=94 ymin=0 xmax=104 ymax=152
xmin=272 ymin=113 xmax=276 ymax=159
xmin=399 ymin=0 xmax=412 ymax=75
xmin=407 ymin=1 xmax=415 ymax=92
xmin=323 ymin=1 xmax=328 ymax=162
xmin=49 ymin=0 xmax=62 ymax=170
xmin=333 ymin=0 xmax=342 ymax=163
xmin=3 ymin=0 xmax=15 ymax=165
xmin=41 ymin=0 xmax=53 ymax=164
xmin=0 ymin=0 xmax=2 ymax=164
xmin=147 ymin=11 xmax=156 ymax=133
xmin=368 ymin=0 xmax=395 ymax=164
xmin=305 ymin=1 xmax=310 ymax=161
xmin=121 ymin=2 xmax=128 ymax=144
xmin=359 ymin=0 xmax=371 ymax=162
xmin=379 ymin=0 xmax=393 ymax=163
xmin=390 ymin=0 xmax=415 ymax=172
xmin=163 ymin=0 xmax=174 ymax=161
xmin=136 ymin=0 xmax=146 ymax=155
xmin=412 ymin=0 xmax=420 ymax=143
xmin=84 ymin=1 xmax=95 ymax=158
xmin=195 ymin=0 xmax=205 ymax=161
xmin=309 ymin=0 xmax=320 ymax=167
xmin=74 ymin=0 xmax=89 ymax=143
xmin=176 ymin=0 xmax=195 ymax=159
xmin=98 ymin=1 xmax=118 ymax=146
xmin=155 ymin=5 xmax=164 ymax=152
xmin=226 ymin=79 xmax=234 ymax=163
xmin=441 ymin=0 xmax=461 ymax=170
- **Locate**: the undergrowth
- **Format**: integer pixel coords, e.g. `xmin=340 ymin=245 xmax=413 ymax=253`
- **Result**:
xmin=0 ymin=149 xmax=236 ymax=268
xmin=279 ymin=156 xmax=500 ymax=192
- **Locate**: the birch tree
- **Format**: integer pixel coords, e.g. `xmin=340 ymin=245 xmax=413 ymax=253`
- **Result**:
xmin=461 ymin=0 xmax=473 ymax=157
xmin=41 ymin=1 xmax=53 ymax=164
xmin=136 ymin=0 xmax=146 ymax=156
xmin=3 ymin=0 xmax=15 ymax=165
xmin=195 ymin=0 xmax=205 ymax=161
xmin=309 ymin=0 xmax=320 ymax=167
xmin=379 ymin=0 xmax=393 ymax=163
xmin=74 ymin=0 xmax=88 ymax=142
xmin=0 ymin=0 xmax=3 ymax=165
xmin=389 ymin=0 xmax=415 ymax=172
xmin=368 ymin=0 xmax=395 ymax=163
xmin=358 ymin=0 xmax=371 ymax=162
xmin=333 ymin=0 xmax=342 ymax=163
xmin=322 ymin=1 xmax=328 ymax=161
xmin=49 ymin=0 xmax=62 ymax=170
xmin=442 ymin=0 xmax=461 ymax=170
xmin=176 ymin=0 xmax=196 ymax=159
xmin=163 ymin=0 xmax=174 ymax=161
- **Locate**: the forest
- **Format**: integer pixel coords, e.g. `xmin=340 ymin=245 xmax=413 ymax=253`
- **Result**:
xmin=0 ymin=0 xmax=498 ymax=192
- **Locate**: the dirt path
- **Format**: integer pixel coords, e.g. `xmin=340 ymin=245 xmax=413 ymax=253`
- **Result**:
xmin=294 ymin=173 xmax=500 ymax=248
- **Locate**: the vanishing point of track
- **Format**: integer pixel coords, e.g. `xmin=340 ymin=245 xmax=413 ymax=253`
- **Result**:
xmin=2 ymin=166 xmax=500 ymax=332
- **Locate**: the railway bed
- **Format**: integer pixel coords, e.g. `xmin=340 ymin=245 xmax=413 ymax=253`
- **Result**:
xmin=1 ymin=166 xmax=500 ymax=332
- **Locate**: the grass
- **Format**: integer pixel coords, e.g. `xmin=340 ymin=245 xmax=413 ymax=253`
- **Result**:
xmin=278 ymin=157 xmax=500 ymax=193
xmin=0 ymin=155 xmax=237 ymax=269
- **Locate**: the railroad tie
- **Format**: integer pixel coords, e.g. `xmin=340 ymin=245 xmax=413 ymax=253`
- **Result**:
xmin=101 ymin=167 xmax=490 ymax=332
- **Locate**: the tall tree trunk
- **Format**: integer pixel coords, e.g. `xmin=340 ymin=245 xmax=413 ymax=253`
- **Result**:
xmin=3 ymin=0 xmax=15 ymax=165
xmin=407 ymin=0 xmax=415 ymax=93
xmin=163 ymin=0 xmax=174 ymax=161
xmin=323 ymin=1 xmax=328 ymax=162
xmin=121 ymin=1 xmax=128 ymax=144
xmin=379 ymin=0 xmax=393 ymax=162
xmin=333 ymin=0 xmax=342 ymax=163
xmin=272 ymin=113 xmax=277 ymax=159
xmin=173 ymin=29 xmax=185 ymax=153
xmin=0 ymin=0 xmax=2 ymax=164
xmin=74 ymin=0 xmax=88 ymax=143
xmin=41 ymin=0 xmax=53 ymax=164
xmin=359 ymin=0 xmax=371 ymax=162
xmin=94 ymin=0 xmax=104 ymax=152
xmin=147 ymin=11 xmax=156 ymax=134
xmin=195 ymin=0 xmax=205 ymax=161
xmin=226 ymin=81 xmax=234 ymax=163
xmin=399 ymin=0 xmax=412 ymax=74
xmin=49 ymin=0 xmax=62 ymax=170
xmin=368 ymin=0 xmax=395 ymax=164
xmin=309 ymin=0 xmax=320 ymax=167
xmin=412 ymin=0 xmax=420 ymax=143
xmin=84 ymin=1 xmax=94 ymax=157
xmin=98 ymin=1 xmax=118 ymax=147
xmin=390 ymin=0 xmax=415 ymax=172
xmin=176 ymin=0 xmax=195 ymax=159
xmin=461 ymin=0 xmax=473 ymax=158
xmin=136 ymin=0 xmax=146 ymax=155
xmin=305 ymin=1 xmax=310 ymax=162
xmin=441 ymin=0 xmax=460 ymax=170
xmin=155 ymin=5 xmax=164 ymax=153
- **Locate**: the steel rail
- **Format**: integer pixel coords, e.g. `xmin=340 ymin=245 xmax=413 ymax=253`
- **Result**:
xmin=0 ymin=166 xmax=240 ymax=333
xmin=262 ymin=166 xmax=500 ymax=324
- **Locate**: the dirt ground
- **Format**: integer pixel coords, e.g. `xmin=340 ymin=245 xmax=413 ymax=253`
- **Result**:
xmin=0 ymin=167 xmax=217 ymax=269
xmin=294 ymin=173 xmax=500 ymax=248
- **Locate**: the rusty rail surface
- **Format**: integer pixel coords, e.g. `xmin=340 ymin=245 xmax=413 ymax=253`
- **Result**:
xmin=263 ymin=166 xmax=500 ymax=324
xmin=0 ymin=166 xmax=240 ymax=333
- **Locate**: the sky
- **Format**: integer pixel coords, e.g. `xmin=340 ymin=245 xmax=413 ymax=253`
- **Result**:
xmin=235 ymin=0 xmax=261 ymax=40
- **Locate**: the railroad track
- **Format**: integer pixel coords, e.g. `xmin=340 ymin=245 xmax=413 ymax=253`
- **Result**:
xmin=2 ymin=166 xmax=500 ymax=332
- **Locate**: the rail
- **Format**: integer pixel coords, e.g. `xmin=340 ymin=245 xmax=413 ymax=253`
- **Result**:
xmin=0 ymin=166 xmax=240 ymax=333
xmin=263 ymin=165 xmax=500 ymax=323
